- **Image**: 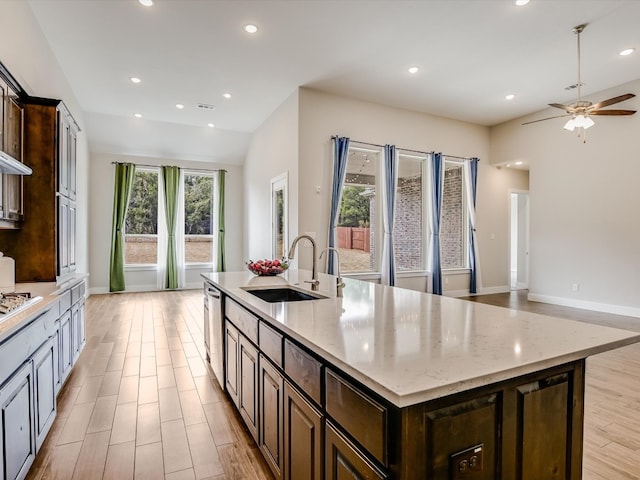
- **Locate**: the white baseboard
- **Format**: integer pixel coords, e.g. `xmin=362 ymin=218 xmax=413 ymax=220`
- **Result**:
xmin=528 ymin=293 xmax=640 ymax=319
xmin=445 ymin=285 xmax=510 ymax=298
xmin=89 ymin=284 xmax=202 ymax=296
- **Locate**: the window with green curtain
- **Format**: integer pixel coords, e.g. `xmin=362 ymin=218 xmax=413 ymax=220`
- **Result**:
xmin=162 ymin=165 xmax=180 ymax=288
xmin=109 ymin=162 xmax=136 ymax=292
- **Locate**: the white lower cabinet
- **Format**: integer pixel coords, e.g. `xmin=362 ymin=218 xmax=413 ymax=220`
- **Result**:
xmin=33 ymin=336 xmax=57 ymax=451
xmin=0 ymin=362 xmax=35 ymax=480
xmin=0 ymin=278 xmax=86 ymax=480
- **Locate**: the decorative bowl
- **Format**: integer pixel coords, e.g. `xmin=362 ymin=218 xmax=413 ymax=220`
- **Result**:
xmin=246 ymin=259 xmax=289 ymax=276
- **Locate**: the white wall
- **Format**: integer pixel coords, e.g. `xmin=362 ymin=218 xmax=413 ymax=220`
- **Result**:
xmin=89 ymin=152 xmax=243 ymax=293
xmin=293 ymin=87 xmax=528 ymax=294
xmin=0 ymin=1 xmax=89 ymax=279
xmin=491 ymin=80 xmax=640 ymax=317
xmin=244 ymin=90 xmax=299 ymax=263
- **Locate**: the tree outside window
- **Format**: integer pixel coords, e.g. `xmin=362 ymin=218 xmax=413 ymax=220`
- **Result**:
xmin=184 ymin=173 xmax=214 ymax=263
xmin=125 ymin=170 xmax=158 ymax=264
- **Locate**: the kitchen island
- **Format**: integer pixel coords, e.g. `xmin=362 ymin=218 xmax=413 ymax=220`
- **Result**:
xmin=202 ymin=270 xmax=640 ymax=480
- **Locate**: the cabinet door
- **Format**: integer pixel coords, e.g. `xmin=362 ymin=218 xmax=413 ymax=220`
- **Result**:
xmin=2 ymin=92 xmax=24 ymax=221
xmin=259 ymin=355 xmax=283 ymax=480
xmin=71 ymin=304 xmax=81 ymax=362
xmin=284 ymin=381 xmax=322 ymax=480
xmin=33 ymin=336 xmax=57 ymax=451
xmin=0 ymin=78 xmax=6 ymax=151
xmin=225 ymin=322 xmax=239 ymax=407
xmin=68 ymin=200 xmax=76 ymax=273
xmin=59 ymin=311 xmax=73 ymax=385
xmin=78 ymin=299 xmax=85 ymax=352
xmin=57 ymin=196 xmax=70 ymax=276
xmin=0 ymin=362 xmax=35 ymax=480
xmin=68 ymin=129 xmax=77 ymax=200
xmin=325 ymin=422 xmax=387 ymax=480
xmin=239 ymin=334 xmax=259 ymax=442
xmin=57 ymin=109 xmax=70 ymax=197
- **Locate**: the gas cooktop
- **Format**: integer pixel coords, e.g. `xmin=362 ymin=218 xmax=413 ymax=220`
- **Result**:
xmin=0 ymin=292 xmax=43 ymax=320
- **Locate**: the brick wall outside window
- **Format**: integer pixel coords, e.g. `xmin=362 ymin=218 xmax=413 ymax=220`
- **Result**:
xmin=441 ymin=166 xmax=464 ymax=268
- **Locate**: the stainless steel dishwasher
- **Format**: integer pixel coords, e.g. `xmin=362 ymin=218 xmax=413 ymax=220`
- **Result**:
xmin=204 ymin=283 xmax=224 ymax=387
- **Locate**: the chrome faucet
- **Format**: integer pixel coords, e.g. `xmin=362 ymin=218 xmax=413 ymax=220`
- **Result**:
xmin=288 ymin=234 xmax=320 ymax=291
xmin=319 ymin=247 xmax=345 ymax=297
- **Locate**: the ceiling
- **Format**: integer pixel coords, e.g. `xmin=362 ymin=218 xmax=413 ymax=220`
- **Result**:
xmin=26 ymin=0 xmax=640 ymax=165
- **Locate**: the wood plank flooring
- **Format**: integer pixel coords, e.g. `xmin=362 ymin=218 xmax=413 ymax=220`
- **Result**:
xmin=26 ymin=289 xmax=640 ymax=479
xmin=26 ymin=290 xmax=273 ymax=480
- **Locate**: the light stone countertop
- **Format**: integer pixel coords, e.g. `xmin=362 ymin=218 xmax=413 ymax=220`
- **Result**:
xmin=0 ymin=275 xmax=88 ymax=343
xmin=203 ymin=270 xmax=640 ymax=408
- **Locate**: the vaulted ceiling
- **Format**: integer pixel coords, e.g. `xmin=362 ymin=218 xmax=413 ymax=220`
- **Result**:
xmin=27 ymin=0 xmax=640 ymax=164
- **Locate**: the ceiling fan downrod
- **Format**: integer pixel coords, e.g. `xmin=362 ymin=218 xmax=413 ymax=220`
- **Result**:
xmin=573 ymin=24 xmax=586 ymax=105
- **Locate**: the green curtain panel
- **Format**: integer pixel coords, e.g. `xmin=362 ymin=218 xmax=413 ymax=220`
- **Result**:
xmin=162 ymin=166 xmax=181 ymax=289
xmin=109 ymin=163 xmax=136 ymax=292
xmin=217 ymin=170 xmax=226 ymax=272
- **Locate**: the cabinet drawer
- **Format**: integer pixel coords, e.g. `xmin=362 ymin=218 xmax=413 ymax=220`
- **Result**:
xmin=326 ymin=369 xmax=388 ymax=466
xmin=59 ymin=289 xmax=71 ymax=313
xmin=284 ymin=340 xmax=322 ymax=405
xmin=0 ymin=305 xmax=58 ymax=386
xmin=226 ymin=298 xmax=258 ymax=344
xmin=326 ymin=421 xmax=387 ymax=480
xmin=259 ymin=322 xmax=283 ymax=368
xmin=71 ymin=281 xmax=85 ymax=304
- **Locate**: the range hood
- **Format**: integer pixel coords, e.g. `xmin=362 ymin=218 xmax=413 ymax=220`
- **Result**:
xmin=0 ymin=151 xmax=32 ymax=175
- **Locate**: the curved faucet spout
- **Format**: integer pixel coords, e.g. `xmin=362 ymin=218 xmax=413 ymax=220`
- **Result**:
xmin=320 ymin=247 xmax=345 ymax=297
xmin=288 ymin=234 xmax=319 ymax=290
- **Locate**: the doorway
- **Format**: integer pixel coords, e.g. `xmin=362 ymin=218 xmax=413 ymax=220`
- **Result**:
xmin=510 ymin=191 xmax=529 ymax=290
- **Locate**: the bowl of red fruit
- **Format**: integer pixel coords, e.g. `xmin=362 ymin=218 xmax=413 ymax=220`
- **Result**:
xmin=246 ymin=258 xmax=289 ymax=276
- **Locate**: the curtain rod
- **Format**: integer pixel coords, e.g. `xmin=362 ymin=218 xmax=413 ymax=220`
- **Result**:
xmin=111 ymin=161 xmax=226 ymax=173
xmin=336 ymin=136 xmax=479 ymax=162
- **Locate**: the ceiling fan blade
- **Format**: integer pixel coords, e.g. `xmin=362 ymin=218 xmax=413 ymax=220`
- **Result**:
xmin=589 ymin=109 xmax=636 ymax=116
xmin=522 ymin=114 xmax=571 ymax=125
xmin=587 ymin=93 xmax=636 ymax=111
xmin=549 ymin=103 xmax=575 ymax=113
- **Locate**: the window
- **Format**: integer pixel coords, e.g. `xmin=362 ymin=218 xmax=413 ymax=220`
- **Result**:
xmin=440 ymin=161 xmax=468 ymax=269
xmin=394 ymin=153 xmax=426 ymax=271
xmin=184 ymin=173 xmax=214 ymax=264
xmin=125 ymin=169 xmax=159 ymax=265
xmin=337 ymin=148 xmax=470 ymax=276
xmin=337 ymin=147 xmax=379 ymax=273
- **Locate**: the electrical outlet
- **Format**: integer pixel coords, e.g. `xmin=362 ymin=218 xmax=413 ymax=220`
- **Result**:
xmin=450 ymin=444 xmax=483 ymax=479
xmin=572 ymin=283 xmax=579 ymax=292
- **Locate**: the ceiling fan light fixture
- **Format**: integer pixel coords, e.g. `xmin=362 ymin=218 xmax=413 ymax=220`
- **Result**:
xmin=564 ymin=118 xmax=576 ymax=131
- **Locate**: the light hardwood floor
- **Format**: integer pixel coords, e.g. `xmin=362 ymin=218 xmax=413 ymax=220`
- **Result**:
xmin=25 ymin=289 xmax=640 ymax=479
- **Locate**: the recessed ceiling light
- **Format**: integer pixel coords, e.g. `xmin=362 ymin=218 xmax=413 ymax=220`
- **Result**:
xmin=244 ymin=24 xmax=258 ymax=34
xmin=515 ymin=161 xmax=523 ymax=165
xmin=505 ymin=94 xmax=516 ymax=100
xmin=223 ymin=93 xmax=232 ymax=99
xmin=138 ymin=0 xmax=153 ymax=6
xmin=408 ymin=66 xmax=419 ymax=74
xmin=620 ymin=48 xmax=635 ymax=56
xmin=130 ymin=77 xmax=141 ymax=84
xmin=134 ymin=113 xmax=142 ymax=118
xmin=176 ymin=104 xmax=184 ymax=109
xmin=208 ymin=123 xmax=215 ymax=128
xmin=513 ymin=0 xmax=530 ymax=6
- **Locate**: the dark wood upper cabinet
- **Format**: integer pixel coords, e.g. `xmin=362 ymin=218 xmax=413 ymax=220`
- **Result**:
xmin=0 ymin=99 xmax=79 ymax=281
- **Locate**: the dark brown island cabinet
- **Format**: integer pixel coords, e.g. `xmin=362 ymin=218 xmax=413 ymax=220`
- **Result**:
xmin=204 ymin=276 xmax=598 ymax=480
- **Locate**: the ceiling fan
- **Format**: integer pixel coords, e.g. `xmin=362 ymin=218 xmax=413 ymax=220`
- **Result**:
xmin=522 ymin=24 xmax=636 ymax=138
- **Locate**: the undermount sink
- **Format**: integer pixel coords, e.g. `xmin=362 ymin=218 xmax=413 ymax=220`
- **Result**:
xmin=242 ymin=286 xmax=327 ymax=303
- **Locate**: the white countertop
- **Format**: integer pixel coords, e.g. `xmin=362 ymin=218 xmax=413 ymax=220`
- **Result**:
xmin=203 ymin=270 xmax=640 ymax=408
